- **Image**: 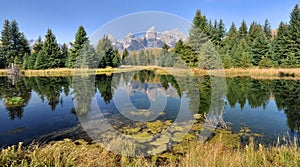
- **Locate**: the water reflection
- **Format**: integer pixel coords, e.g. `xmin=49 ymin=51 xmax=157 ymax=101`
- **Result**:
xmin=1 ymin=72 xmax=300 ymax=146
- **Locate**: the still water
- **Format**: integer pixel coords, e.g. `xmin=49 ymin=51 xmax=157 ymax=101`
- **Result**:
xmin=0 ymin=71 xmax=299 ymax=147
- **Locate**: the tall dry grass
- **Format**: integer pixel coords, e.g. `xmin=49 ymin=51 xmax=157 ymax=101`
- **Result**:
xmin=1 ymin=137 xmax=300 ymax=167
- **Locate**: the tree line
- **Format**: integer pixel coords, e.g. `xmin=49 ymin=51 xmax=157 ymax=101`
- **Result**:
xmin=158 ymin=4 xmax=300 ymax=69
xmin=0 ymin=4 xmax=299 ymax=69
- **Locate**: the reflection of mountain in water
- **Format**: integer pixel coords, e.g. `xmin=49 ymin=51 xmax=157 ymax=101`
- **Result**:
xmin=118 ymin=80 xmax=180 ymax=101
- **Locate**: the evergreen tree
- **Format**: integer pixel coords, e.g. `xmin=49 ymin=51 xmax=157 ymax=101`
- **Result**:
xmin=258 ymin=53 xmax=274 ymax=68
xmin=96 ymin=36 xmax=116 ymax=68
xmin=272 ymin=22 xmax=289 ymax=66
xmin=32 ymin=36 xmax=43 ymax=53
xmin=10 ymin=20 xmax=21 ymax=64
xmin=112 ymin=49 xmax=120 ymax=67
xmin=238 ymin=20 xmax=248 ymax=40
xmin=192 ymin=10 xmax=210 ymax=36
xmin=27 ymin=53 xmax=37 ymax=69
xmin=68 ymin=26 xmax=88 ymax=68
xmin=288 ymin=4 xmax=300 ymax=65
xmin=223 ymin=22 xmax=238 ymax=54
xmin=60 ymin=43 xmax=68 ymax=68
xmin=263 ymin=19 xmax=272 ymax=41
xmin=121 ymin=48 xmax=129 ymax=65
xmin=233 ymin=38 xmax=252 ymax=67
xmin=0 ymin=20 xmax=13 ymax=67
xmin=77 ymin=41 xmax=96 ymax=68
xmin=251 ymin=32 xmax=271 ymax=66
xmin=138 ymin=50 xmax=146 ymax=65
xmin=248 ymin=22 xmax=263 ymax=46
xmin=18 ymin=33 xmax=30 ymax=58
xmin=34 ymin=51 xmax=48 ymax=69
xmin=42 ymin=29 xmax=60 ymax=68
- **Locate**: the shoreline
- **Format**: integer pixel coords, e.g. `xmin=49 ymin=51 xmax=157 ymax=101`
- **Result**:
xmin=0 ymin=67 xmax=300 ymax=79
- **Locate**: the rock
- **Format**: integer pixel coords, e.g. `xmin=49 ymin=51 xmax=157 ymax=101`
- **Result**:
xmin=147 ymin=144 xmax=167 ymax=155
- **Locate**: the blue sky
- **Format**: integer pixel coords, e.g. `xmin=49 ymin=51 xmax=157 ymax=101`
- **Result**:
xmin=0 ymin=0 xmax=298 ymax=43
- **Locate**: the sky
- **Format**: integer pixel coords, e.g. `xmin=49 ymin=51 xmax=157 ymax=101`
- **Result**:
xmin=0 ymin=0 xmax=298 ymax=43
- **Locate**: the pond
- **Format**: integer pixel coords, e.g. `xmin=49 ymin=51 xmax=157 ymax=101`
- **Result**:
xmin=0 ymin=70 xmax=299 ymax=149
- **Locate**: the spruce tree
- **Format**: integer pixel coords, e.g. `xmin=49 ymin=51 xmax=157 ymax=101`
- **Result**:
xmin=263 ymin=19 xmax=272 ymax=41
xmin=238 ymin=20 xmax=248 ymax=40
xmin=68 ymin=26 xmax=88 ymax=68
xmin=60 ymin=43 xmax=68 ymax=68
xmin=288 ymin=4 xmax=300 ymax=64
xmin=233 ymin=38 xmax=251 ymax=67
xmin=96 ymin=36 xmax=115 ymax=68
xmin=32 ymin=36 xmax=43 ymax=53
xmin=121 ymin=48 xmax=129 ymax=65
xmin=0 ymin=20 xmax=13 ymax=67
xmin=272 ymin=22 xmax=289 ymax=66
xmin=248 ymin=22 xmax=263 ymax=46
xmin=251 ymin=32 xmax=271 ymax=66
xmin=193 ymin=10 xmax=210 ymax=36
xmin=42 ymin=29 xmax=60 ymax=68
xmin=77 ymin=41 xmax=96 ymax=68
xmin=223 ymin=22 xmax=238 ymax=54
xmin=10 ymin=20 xmax=21 ymax=63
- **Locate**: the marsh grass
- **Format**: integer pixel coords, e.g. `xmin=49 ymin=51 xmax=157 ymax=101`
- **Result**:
xmin=1 ymin=136 xmax=300 ymax=167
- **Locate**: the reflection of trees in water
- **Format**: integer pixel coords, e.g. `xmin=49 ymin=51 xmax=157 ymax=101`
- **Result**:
xmin=226 ymin=77 xmax=300 ymax=133
xmin=271 ymin=80 xmax=300 ymax=133
xmin=0 ymin=77 xmax=31 ymax=120
xmin=0 ymin=76 xmax=71 ymax=120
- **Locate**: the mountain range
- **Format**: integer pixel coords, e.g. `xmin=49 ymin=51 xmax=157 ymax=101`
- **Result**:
xmin=108 ymin=26 xmax=188 ymax=51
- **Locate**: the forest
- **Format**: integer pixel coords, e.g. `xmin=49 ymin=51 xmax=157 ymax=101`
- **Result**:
xmin=0 ymin=4 xmax=299 ymax=70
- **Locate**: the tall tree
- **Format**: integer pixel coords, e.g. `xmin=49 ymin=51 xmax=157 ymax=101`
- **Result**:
xmin=288 ymin=4 xmax=300 ymax=65
xmin=251 ymin=32 xmax=271 ymax=66
xmin=60 ymin=43 xmax=69 ymax=68
xmin=68 ymin=26 xmax=88 ymax=68
xmin=0 ymin=20 xmax=13 ymax=67
xmin=272 ymin=22 xmax=290 ymax=66
xmin=42 ymin=29 xmax=60 ymax=68
xmin=248 ymin=22 xmax=263 ymax=46
xmin=238 ymin=20 xmax=248 ymax=40
xmin=263 ymin=19 xmax=272 ymax=41
xmin=32 ymin=36 xmax=43 ymax=53
xmin=192 ymin=10 xmax=210 ymax=36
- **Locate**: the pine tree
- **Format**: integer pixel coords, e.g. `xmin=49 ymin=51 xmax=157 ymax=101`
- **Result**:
xmin=18 ymin=33 xmax=30 ymax=58
xmin=32 ymin=36 xmax=43 ymax=53
xmin=233 ymin=38 xmax=252 ymax=67
xmin=77 ymin=41 xmax=96 ymax=68
xmin=251 ymin=32 xmax=271 ymax=66
xmin=34 ymin=51 xmax=48 ymax=69
xmin=121 ymin=48 xmax=129 ymax=65
xmin=272 ymin=22 xmax=289 ymax=66
xmin=238 ymin=20 xmax=248 ymax=40
xmin=10 ymin=20 xmax=21 ymax=64
xmin=96 ymin=36 xmax=115 ymax=68
xmin=248 ymin=22 xmax=263 ymax=46
xmin=223 ymin=22 xmax=238 ymax=54
xmin=288 ymin=4 xmax=300 ymax=65
xmin=192 ymin=10 xmax=210 ymax=36
xmin=263 ymin=19 xmax=272 ymax=41
xmin=68 ymin=26 xmax=88 ymax=68
xmin=0 ymin=20 xmax=13 ymax=67
xmin=112 ymin=49 xmax=120 ymax=67
xmin=42 ymin=29 xmax=60 ymax=68
xmin=138 ymin=50 xmax=146 ymax=66
xmin=60 ymin=43 xmax=68 ymax=68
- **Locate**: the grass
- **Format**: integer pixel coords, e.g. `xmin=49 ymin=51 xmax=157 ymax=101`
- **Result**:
xmin=1 ymin=67 xmax=300 ymax=79
xmin=5 ymin=97 xmax=24 ymax=106
xmin=1 ymin=135 xmax=300 ymax=167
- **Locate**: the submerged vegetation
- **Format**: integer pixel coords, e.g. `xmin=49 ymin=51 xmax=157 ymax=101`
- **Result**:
xmin=5 ymin=97 xmax=24 ymax=106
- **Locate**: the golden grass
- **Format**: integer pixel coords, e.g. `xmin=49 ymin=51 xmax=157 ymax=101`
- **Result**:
xmin=1 ymin=136 xmax=300 ymax=167
xmin=0 ymin=67 xmax=300 ymax=79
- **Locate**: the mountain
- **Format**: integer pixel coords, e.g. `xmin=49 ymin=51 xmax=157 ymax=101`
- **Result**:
xmin=109 ymin=26 xmax=188 ymax=51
